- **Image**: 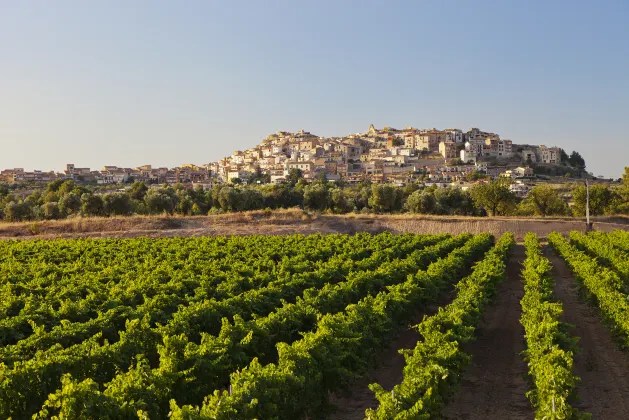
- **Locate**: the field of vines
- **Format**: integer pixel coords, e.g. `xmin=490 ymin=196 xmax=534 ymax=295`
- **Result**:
xmin=2 ymin=229 xmax=629 ymax=419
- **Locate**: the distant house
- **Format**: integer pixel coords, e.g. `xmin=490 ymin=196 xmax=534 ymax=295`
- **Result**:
xmin=538 ymin=145 xmax=562 ymax=164
xmin=520 ymin=148 xmax=538 ymax=164
xmin=417 ymin=130 xmax=446 ymax=152
xmin=439 ymin=140 xmax=457 ymax=159
xmin=460 ymin=148 xmax=477 ymax=164
xmin=192 ymin=179 xmax=220 ymax=191
xmin=501 ymin=166 xmax=533 ymax=179
xmin=285 ymin=160 xmax=314 ymax=173
xmin=509 ymin=180 xmax=532 ymax=197
xmin=227 ymin=170 xmax=251 ymax=182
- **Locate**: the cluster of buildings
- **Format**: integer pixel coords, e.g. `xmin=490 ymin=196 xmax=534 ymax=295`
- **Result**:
xmin=0 ymin=164 xmax=215 ymax=188
xmin=1 ymin=126 xmax=565 ymax=197
xmin=210 ymin=125 xmax=562 ymax=186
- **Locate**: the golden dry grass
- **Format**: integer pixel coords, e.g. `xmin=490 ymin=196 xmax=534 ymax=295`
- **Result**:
xmin=0 ymin=210 xmax=627 ymax=241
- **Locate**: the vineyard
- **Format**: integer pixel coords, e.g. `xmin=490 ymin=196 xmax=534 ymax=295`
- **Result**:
xmin=1 ymin=230 xmax=629 ymax=419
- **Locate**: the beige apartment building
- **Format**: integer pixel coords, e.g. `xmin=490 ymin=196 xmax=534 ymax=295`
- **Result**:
xmin=417 ymin=130 xmax=446 ymax=152
xmin=538 ymin=145 xmax=561 ymax=164
xmin=439 ymin=141 xmax=458 ymax=159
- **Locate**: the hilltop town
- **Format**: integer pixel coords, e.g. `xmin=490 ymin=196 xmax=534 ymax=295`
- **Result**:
xmin=212 ymin=125 xmax=570 ymax=188
xmin=1 ymin=125 xmax=581 ymax=198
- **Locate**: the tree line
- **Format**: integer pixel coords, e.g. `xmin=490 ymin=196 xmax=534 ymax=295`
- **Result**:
xmin=0 ymin=168 xmax=628 ymax=222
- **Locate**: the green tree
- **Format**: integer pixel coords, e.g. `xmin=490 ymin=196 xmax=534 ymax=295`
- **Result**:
xmin=247 ymin=167 xmax=271 ymax=185
xmin=81 ymin=194 xmax=104 ymax=217
xmin=58 ymin=193 xmax=82 ymax=216
xmin=303 ymin=183 xmax=330 ymax=211
xmin=404 ymin=190 xmax=437 ymax=214
xmin=218 ymin=187 xmax=241 ymax=212
xmin=286 ymin=168 xmax=303 ymax=187
xmin=571 ymin=183 xmax=615 ymax=216
xmin=176 ymin=196 xmax=193 ymax=215
xmin=190 ymin=185 xmax=211 ymax=211
xmin=25 ymin=190 xmax=43 ymax=207
xmin=524 ymin=185 xmax=569 ymax=216
xmin=210 ymin=185 xmax=226 ymax=209
xmin=57 ymin=180 xmax=77 ymax=196
xmin=103 ymin=193 xmax=133 ymax=216
xmin=619 ymin=167 xmax=629 ymax=199
xmin=434 ymin=187 xmax=476 ymax=215
xmin=515 ymin=200 xmax=536 ymax=216
xmin=239 ymin=189 xmax=264 ymax=211
xmin=4 ymin=201 xmax=33 ymax=222
xmin=469 ymin=182 xmax=516 ymax=216
xmin=41 ymin=202 xmax=60 ymax=220
xmin=43 ymin=190 xmax=61 ymax=204
xmin=466 ymin=170 xmax=487 ymax=182
xmin=261 ymin=184 xmax=302 ymax=209
xmin=560 ymin=149 xmax=570 ymax=163
xmin=368 ymin=184 xmax=403 ymax=213
xmin=403 ymin=183 xmax=419 ymax=198
xmin=616 ymin=167 xmax=629 ymax=214
xmin=294 ymin=178 xmax=309 ymax=194
xmin=343 ymin=184 xmax=372 ymax=211
xmin=130 ymin=182 xmax=149 ymax=201
xmin=191 ymin=203 xmax=204 ymax=215
xmin=330 ymin=188 xmax=349 ymax=213
xmin=45 ymin=179 xmax=65 ymax=194
xmin=145 ymin=189 xmax=177 ymax=214
xmin=568 ymin=151 xmax=586 ymax=170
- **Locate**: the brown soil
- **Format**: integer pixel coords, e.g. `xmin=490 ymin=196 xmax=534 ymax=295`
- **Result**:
xmin=545 ymin=246 xmax=629 ymax=418
xmin=1 ymin=211 xmax=627 ymax=240
xmin=442 ymin=244 xmax=531 ymax=420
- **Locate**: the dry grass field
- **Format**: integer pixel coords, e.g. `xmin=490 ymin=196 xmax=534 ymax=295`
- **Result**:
xmin=1 ymin=209 xmax=627 ymax=240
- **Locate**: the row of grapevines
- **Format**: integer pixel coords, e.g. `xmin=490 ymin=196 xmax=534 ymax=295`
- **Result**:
xmin=0 ymin=234 xmax=452 ymax=418
xmin=569 ymin=231 xmax=629 ymax=283
xmin=159 ymin=234 xmax=495 ymax=420
xmin=605 ymin=230 xmax=629 ymax=253
xmin=0 ymin=233 xmax=440 ymax=359
xmin=521 ymin=233 xmax=585 ymax=419
xmin=0 ymin=233 xmax=392 ymax=340
xmin=0 ymin=235 xmax=332 ymax=300
xmin=34 ymin=234 xmax=482 ymax=419
xmin=0 ymin=233 xmax=448 ymax=369
xmin=365 ymin=232 xmax=514 ymax=419
xmin=0 ymin=235 xmax=333 ymax=329
xmin=548 ymin=232 xmax=629 ymax=347
xmin=159 ymin=235 xmax=445 ymax=340
xmin=27 ymin=235 xmax=490 ymax=418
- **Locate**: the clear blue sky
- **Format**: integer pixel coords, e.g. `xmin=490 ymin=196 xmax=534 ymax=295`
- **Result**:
xmin=2 ymin=1 xmax=628 ymax=177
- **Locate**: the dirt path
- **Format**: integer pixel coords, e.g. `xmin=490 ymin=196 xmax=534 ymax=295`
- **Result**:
xmin=441 ymin=244 xmax=531 ymax=420
xmin=546 ymin=246 xmax=629 ymax=418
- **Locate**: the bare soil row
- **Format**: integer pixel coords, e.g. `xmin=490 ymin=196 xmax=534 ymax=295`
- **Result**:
xmin=546 ymin=248 xmax=629 ymax=418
